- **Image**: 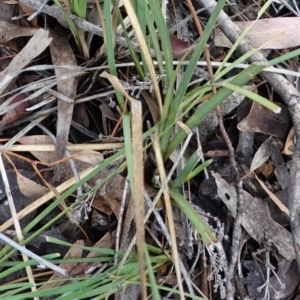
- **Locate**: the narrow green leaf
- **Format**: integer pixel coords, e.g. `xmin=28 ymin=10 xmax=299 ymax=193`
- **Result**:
xmin=221 ymin=82 xmax=281 ymax=112
xmin=148 ymin=0 xmax=173 ymax=81
xmin=268 ymin=47 xmax=300 ymax=67
xmin=123 ymin=115 xmax=134 ymax=193
xmin=164 ymin=64 xmax=265 ymax=160
xmin=53 ymin=0 xmax=80 ymax=44
xmin=145 ymin=248 xmax=160 ymax=300
xmin=185 ymin=159 xmax=213 ymax=182
xmin=171 ymin=149 xmax=200 ymax=188
xmin=160 ymin=0 xmax=227 ymax=155
xmin=169 ymin=187 xmax=216 ymax=245
xmin=104 ymin=0 xmax=125 ymax=109
xmin=214 ymin=0 xmax=273 ymax=78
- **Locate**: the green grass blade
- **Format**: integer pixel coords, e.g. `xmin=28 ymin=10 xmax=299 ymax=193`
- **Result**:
xmin=123 ymin=114 xmax=134 ymax=193
xmin=220 ymin=82 xmax=280 ymax=112
xmin=172 ymin=155 xmax=212 ymax=189
xmin=104 ymin=0 xmax=125 ymax=110
xmin=145 ymin=248 xmax=160 ymax=300
xmin=214 ymin=0 xmax=273 ymax=78
xmin=185 ymin=159 xmax=213 ymax=182
xmin=70 ymin=0 xmax=87 ymax=19
xmin=160 ymin=0 xmax=227 ymax=155
xmin=169 ymin=187 xmax=216 ymax=245
xmin=171 ymin=149 xmax=200 ymax=188
xmin=53 ymin=0 xmax=80 ymax=44
xmin=164 ymin=64 xmax=266 ymax=160
xmin=148 ymin=0 xmax=173 ymax=81
xmin=144 ymin=4 xmax=165 ymax=77
xmin=267 ymin=48 xmax=300 ymax=66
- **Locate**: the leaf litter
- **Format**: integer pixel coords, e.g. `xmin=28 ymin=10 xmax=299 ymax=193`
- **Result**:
xmin=0 ymin=0 xmax=300 ymax=299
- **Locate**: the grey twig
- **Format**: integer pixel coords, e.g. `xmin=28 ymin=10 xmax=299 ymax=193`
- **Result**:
xmin=0 ymin=232 xmax=69 ymax=277
xmin=27 ymin=0 xmax=49 ymax=21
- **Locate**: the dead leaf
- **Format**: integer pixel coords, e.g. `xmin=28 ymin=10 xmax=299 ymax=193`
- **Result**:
xmin=269 ymin=259 xmax=300 ymax=299
xmin=215 ymin=17 xmax=300 ymax=49
xmin=16 ymin=171 xmax=49 ymax=199
xmin=99 ymin=103 xmax=118 ymax=121
xmin=17 ymin=135 xmax=104 ymax=182
xmin=101 ymin=172 xmax=128 ymax=217
xmin=91 ymin=197 xmax=113 ymax=216
xmin=0 ymin=170 xmax=37 ymax=229
xmin=0 ymin=28 xmax=52 ymax=95
xmin=256 ymin=162 xmax=273 ymax=179
xmin=237 ymin=102 xmax=291 ymax=139
xmin=250 ymin=136 xmax=272 ymax=171
xmin=270 ymin=139 xmax=289 ymax=189
xmin=254 ymin=173 xmax=289 ymax=216
xmin=39 ymin=240 xmax=83 ymax=290
xmin=70 ymin=231 xmax=116 ymax=277
xmin=0 ymin=93 xmax=30 ymax=129
xmin=141 ymin=91 xmax=160 ymax=124
xmin=19 ymin=4 xmax=38 ymax=26
xmin=283 ymin=126 xmax=295 ymax=155
xmin=73 ymin=103 xmax=89 ymax=128
xmin=169 ymin=34 xmax=193 ymax=58
xmin=212 ymin=172 xmax=294 ymax=260
xmin=0 ymin=20 xmax=38 ymax=42
xmin=49 ymin=29 xmax=78 ymax=179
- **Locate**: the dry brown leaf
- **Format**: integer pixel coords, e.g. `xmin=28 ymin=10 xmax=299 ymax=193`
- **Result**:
xmin=17 ymin=135 xmax=103 ymax=183
xmin=19 ymin=4 xmax=38 ymax=26
xmin=0 ymin=20 xmax=38 ymax=42
xmin=70 ymin=231 xmax=115 ymax=277
xmin=0 ymin=28 xmax=52 ymax=95
xmin=49 ymin=30 xmax=78 ymax=178
xmin=72 ymin=149 xmax=104 ymax=166
xmin=169 ymin=34 xmax=192 ymax=58
xmin=91 ymin=197 xmax=113 ymax=216
xmin=250 ymin=136 xmax=272 ymax=171
xmin=0 ymin=40 xmax=19 ymax=53
xmin=215 ymin=17 xmax=300 ymax=49
xmin=212 ymin=172 xmax=294 ymax=260
xmin=16 ymin=171 xmax=49 ymax=200
xmin=101 ymin=172 xmax=128 ymax=217
xmin=256 ymin=162 xmax=274 ymax=179
xmin=39 ymin=240 xmax=83 ymax=290
xmin=0 ymin=93 xmax=30 ymax=128
xmin=237 ymin=102 xmax=291 ymax=139
xmin=283 ymin=126 xmax=295 ymax=155
xmin=254 ymin=173 xmax=289 ymax=216
xmin=99 ymin=102 xmax=118 ymax=121
xmin=141 ymin=91 xmax=160 ymax=124
xmin=73 ymin=103 xmax=89 ymax=128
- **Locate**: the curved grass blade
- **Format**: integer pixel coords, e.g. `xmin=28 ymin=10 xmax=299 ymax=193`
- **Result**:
xmin=220 ymin=82 xmax=280 ymax=112
xmin=160 ymin=0 xmax=227 ymax=155
xmin=169 ymin=187 xmax=216 ymax=245
xmin=164 ymin=63 xmax=266 ymax=160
